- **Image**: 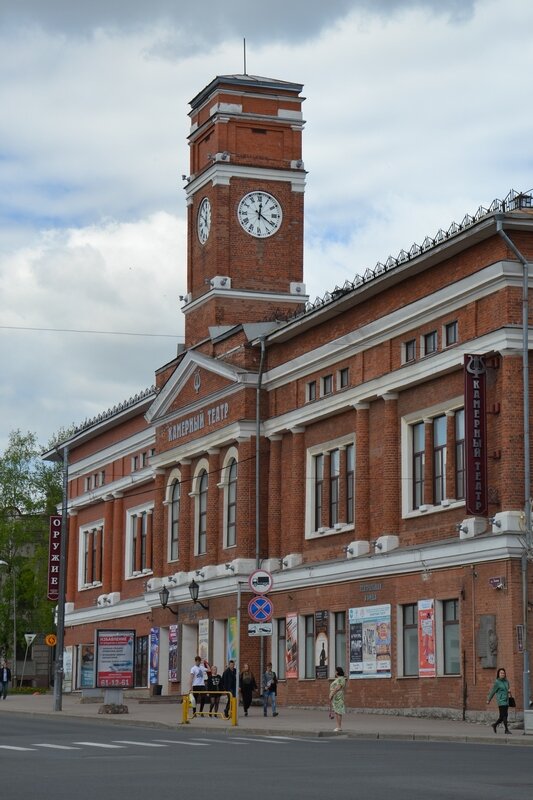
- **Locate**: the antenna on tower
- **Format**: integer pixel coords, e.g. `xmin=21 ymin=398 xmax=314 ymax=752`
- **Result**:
xmin=243 ymin=37 xmax=247 ymax=75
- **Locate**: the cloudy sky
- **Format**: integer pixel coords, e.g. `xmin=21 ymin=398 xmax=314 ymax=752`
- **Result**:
xmin=1 ymin=0 xmax=532 ymax=451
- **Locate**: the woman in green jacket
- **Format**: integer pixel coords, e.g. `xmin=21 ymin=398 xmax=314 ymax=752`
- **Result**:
xmin=487 ymin=667 xmax=512 ymax=734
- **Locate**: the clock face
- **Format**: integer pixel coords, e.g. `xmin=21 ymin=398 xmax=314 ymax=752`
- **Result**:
xmin=197 ymin=197 xmax=211 ymax=244
xmin=237 ymin=191 xmax=283 ymax=238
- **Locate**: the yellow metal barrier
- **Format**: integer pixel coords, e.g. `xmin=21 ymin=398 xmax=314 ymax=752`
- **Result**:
xmin=181 ymin=692 xmax=237 ymax=725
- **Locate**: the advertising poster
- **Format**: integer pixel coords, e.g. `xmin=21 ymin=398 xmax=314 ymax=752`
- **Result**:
xmin=63 ymin=646 xmax=73 ymax=693
xmin=80 ymin=644 xmax=95 ymax=688
xmin=96 ymin=629 xmax=135 ymax=689
xmin=315 ymin=610 xmax=329 ymax=679
xmin=286 ymin=613 xmax=298 ymax=678
xmin=198 ymin=618 xmax=209 ymax=662
xmin=418 ymin=599 xmax=436 ymax=677
xmin=226 ymin=617 xmax=238 ymax=663
xmin=150 ymin=627 xmax=160 ymax=685
xmin=349 ymin=605 xmax=391 ymax=679
xmin=168 ymin=625 xmax=178 ymax=683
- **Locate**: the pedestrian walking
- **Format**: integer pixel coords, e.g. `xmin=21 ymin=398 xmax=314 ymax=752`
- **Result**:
xmin=0 ymin=660 xmax=11 ymax=700
xmin=189 ymin=655 xmax=208 ymax=716
xmin=207 ymin=665 xmax=223 ymax=716
xmin=487 ymin=666 xmax=512 ymax=734
xmin=221 ymin=659 xmax=237 ymax=719
xmin=262 ymin=661 xmax=278 ymax=717
xmin=239 ymin=663 xmax=257 ymax=716
xmin=329 ymin=666 xmax=346 ymax=732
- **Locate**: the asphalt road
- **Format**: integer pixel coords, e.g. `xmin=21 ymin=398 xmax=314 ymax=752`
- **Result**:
xmin=1 ymin=715 xmax=531 ymax=800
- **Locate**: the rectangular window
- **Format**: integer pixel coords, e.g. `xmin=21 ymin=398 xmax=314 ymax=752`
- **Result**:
xmin=307 ymin=381 xmax=317 ymax=402
xmin=443 ymin=599 xmax=460 ymax=675
xmin=334 ymin=611 xmax=346 ymax=674
xmin=134 ymin=635 xmax=148 ymax=688
xmin=127 ymin=507 xmax=152 ymax=576
xmin=412 ymin=422 xmax=425 ymax=509
xmin=345 ymin=444 xmax=354 ymax=525
xmin=82 ymin=527 xmax=102 ymax=586
xmin=314 ymin=454 xmax=323 ymax=531
xmin=433 ymin=415 xmax=447 ymax=504
xmin=329 ymin=449 xmax=340 ymax=526
xmin=455 ymin=409 xmax=465 ymax=500
xmin=404 ymin=339 xmax=416 ymax=363
xmin=423 ymin=331 xmax=437 ymax=355
xmin=131 ymin=455 xmax=139 ymax=472
xmin=277 ymin=618 xmax=286 ymax=680
xmin=140 ymin=451 xmax=148 ymax=468
xmin=338 ymin=367 xmax=349 ymax=389
xmin=305 ymin=615 xmax=315 ymax=679
xmin=445 ymin=321 xmax=458 ymax=346
xmin=402 ymin=604 xmax=418 ymax=676
xmin=321 ymin=374 xmax=333 ymax=396
xmin=84 ymin=476 xmax=91 ymax=492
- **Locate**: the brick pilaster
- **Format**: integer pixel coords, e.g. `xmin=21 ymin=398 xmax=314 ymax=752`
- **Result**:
xmin=354 ymin=403 xmax=370 ymax=539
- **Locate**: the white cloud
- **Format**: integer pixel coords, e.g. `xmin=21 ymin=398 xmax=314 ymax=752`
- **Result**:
xmin=1 ymin=0 xmax=532 ymax=449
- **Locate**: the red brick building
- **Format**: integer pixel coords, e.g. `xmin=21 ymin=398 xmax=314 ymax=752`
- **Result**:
xmin=47 ymin=73 xmax=533 ymax=718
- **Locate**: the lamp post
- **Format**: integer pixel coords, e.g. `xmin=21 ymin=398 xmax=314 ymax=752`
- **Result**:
xmin=0 ymin=559 xmax=15 ymax=682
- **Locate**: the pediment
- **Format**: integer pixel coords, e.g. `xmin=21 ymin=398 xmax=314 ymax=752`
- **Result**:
xmin=146 ymin=350 xmax=253 ymax=423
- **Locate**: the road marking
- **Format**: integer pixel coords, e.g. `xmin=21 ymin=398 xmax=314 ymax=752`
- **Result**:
xmin=231 ymin=736 xmax=285 ymax=744
xmin=34 ymin=743 xmax=82 ymax=750
xmin=0 ymin=745 xmax=36 ymax=751
xmin=112 ymin=740 xmax=167 ymax=747
xmin=73 ymin=742 xmax=125 ymax=749
xmin=154 ymin=739 xmax=210 ymax=747
xmin=190 ymin=737 xmax=250 ymax=745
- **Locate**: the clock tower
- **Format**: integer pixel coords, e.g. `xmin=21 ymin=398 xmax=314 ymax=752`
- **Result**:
xmin=182 ymin=74 xmax=308 ymax=347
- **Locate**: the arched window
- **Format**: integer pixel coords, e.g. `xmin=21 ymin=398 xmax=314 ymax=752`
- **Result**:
xmin=226 ymin=458 xmax=237 ymax=548
xmin=170 ymin=480 xmax=180 ymax=560
xmin=197 ymin=470 xmax=208 ymax=555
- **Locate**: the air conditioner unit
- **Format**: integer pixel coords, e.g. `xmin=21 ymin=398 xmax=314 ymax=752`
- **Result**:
xmin=210 ymin=276 xmax=231 ymax=289
xmin=290 ymin=282 xmax=306 ymax=295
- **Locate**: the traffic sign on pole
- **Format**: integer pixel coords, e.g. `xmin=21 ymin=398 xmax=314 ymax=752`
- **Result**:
xmin=248 ymin=569 xmax=273 ymax=594
xmin=248 ymin=595 xmax=274 ymax=622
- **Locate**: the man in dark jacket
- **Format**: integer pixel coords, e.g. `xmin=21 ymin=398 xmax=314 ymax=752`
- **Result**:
xmin=1 ymin=660 xmax=11 ymax=700
xmin=221 ymin=659 xmax=236 ymax=718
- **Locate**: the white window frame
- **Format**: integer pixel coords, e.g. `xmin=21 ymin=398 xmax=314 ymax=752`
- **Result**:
xmin=165 ymin=467 xmax=182 ymax=562
xmin=421 ymin=330 xmax=438 ymax=357
xmin=443 ymin=320 xmax=458 ymax=348
xmin=191 ymin=458 xmax=209 ymax=556
xmin=305 ymin=435 xmax=355 ymax=539
xmin=337 ymin=367 xmax=349 ymax=390
xmin=402 ymin=338 xmax=417 ymax=364
xmin=125 ymin=502 xmax=154 ymax=578
xmin=321 ymin=374 xmax=333 ymax=396
xmin=401 ymin=397 xmax=464 ymax=518
xmin=220 ymin=447 xmax=238 ymax=550
xmin=78 ymin=518 xmax=104 ymax=590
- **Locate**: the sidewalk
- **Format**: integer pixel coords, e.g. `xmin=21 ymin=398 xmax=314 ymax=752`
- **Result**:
xmin=0 ymin=693 xmax=531 ymax=745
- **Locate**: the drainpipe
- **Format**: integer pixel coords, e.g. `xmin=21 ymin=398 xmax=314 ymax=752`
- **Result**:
xmin=496 ymin=218 xmax=532 ymax=712
xmin=255 ymin=336 xmax=267 ymax=569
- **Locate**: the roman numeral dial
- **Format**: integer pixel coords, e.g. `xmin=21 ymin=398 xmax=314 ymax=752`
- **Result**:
xmin=237 ymin=191 xmax=283 ymax=238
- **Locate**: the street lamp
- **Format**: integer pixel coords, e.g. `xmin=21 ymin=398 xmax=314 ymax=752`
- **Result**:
xmin=158 ymin=584 xmax=179 ymax=616
xmin=0 ymin=557 xmax=16 ymax=684
xmin=188 ymin=579 xmax=209 ymax=610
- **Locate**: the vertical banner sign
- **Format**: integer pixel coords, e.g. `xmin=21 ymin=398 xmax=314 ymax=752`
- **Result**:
xmin=418 ymin=599 xmax=436 ymax=677
xmin=464 ymin=354 xmax=488 ymax=516
xmin=168 ymin=624 xmax=179 ymax=682
xmin=286 ymin=613 xmax=298 ymax=678
xmin=149 ymin=627 xmax=160 ymax=685
xmin=226 ymin=617 xmax=238 ymax=663
xmin=198 ymin=618 xmax=209 ymax=662
xmin=48 ymin=515 xmax=62 ymax=601
xmin=315 ymin=610 xmax=329 ymax=679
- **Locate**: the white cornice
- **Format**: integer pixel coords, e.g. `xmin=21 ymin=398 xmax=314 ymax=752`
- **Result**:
xmin=185 ymin=163 xmax=306 ymax=197
xmin=145 ymin=420 xmax=260 ymax=469
xmin=68 ymin=427 xmax=155 ymax=479
xmin=181 ymin=286 xmax=308 ymax=315
xmin=63 ymin=532 xmax=524 ymax=628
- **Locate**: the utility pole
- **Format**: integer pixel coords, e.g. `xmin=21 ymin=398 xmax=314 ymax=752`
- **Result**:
xmin=53 ymin=445 xmax=69 ymax=712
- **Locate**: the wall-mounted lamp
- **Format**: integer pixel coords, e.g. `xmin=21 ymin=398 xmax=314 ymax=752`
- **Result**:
xmin=225 ymin=563 xmax=235 ymax=572
xmin=456 ymin=523 xmax=469 ymax=534
xmin=371 ymin=540 xmax=383 ymax=551
xmin=167 ymin=575 xmax=178 ymax=584
xmin=489 ymin=517 xmax=502 ymax=528
xmin=188 ymin=579 xmax=209 ymax=610
xmin=343 ymin=546 xmax=354 ymax=556
xmin=195 ymin=570 xmax=204 ymax=578
xmin=159 ymin=584 xmax=179 ymax=616
xmin=279 ymin=559 xmax=288 ymax=569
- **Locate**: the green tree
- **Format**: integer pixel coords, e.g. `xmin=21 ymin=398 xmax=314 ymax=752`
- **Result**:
xmin=0 ymin=430 xmax=64 ymax=661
